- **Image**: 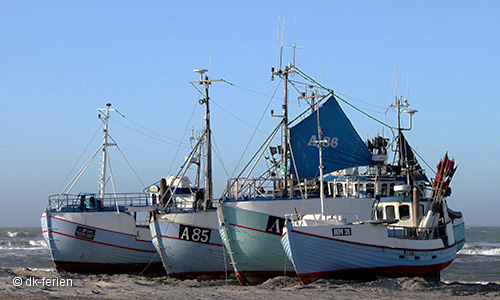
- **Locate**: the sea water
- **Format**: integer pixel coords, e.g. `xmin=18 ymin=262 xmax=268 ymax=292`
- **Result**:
xmin=441 ymin=227 xmax=500 ymax=284
xmin=0 ymin=227 xmax=52 ymax=271
xmin=1 ymin=226 xmax=499 ymax=284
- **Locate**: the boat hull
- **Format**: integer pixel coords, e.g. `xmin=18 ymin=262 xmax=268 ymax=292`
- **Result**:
xmin=218 ymin=197 xmax=374 ymax=285
xmin=41 ymin=210 xmax=163 ymax=274
xmin=282 ymin=220 xmax=458 ymax=284
xmin=150 ymin=210 xmax=233 ymax=278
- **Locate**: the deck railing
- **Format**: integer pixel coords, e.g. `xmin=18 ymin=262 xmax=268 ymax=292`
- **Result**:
xmin=387 ymin=223 xmax=448 ymax=240
xmin=225 ymin=177 xmax=323 ymax=200
xmin=48 ymin=192 xmax=152 ymax=212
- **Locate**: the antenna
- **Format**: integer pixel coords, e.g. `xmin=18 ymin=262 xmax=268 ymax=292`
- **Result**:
xmin=395 ymin=61 xmax=398 ymax=104
xmin=293 ymin=18 xmax=296 ymax=66
xmin=286 ymin=18 xmax=303 ymax=68
xmin=280 ymin=15 xmax=286 ymax=70
xmin=276 ymin=15 xmax=281 ymax=72
xmin=209 ymin=50 xmax=212 ymax=79
xmin=406 ymin=74 xmax=409 ymax=102
xmin=390 ymin=77 xmax=394 ymax=106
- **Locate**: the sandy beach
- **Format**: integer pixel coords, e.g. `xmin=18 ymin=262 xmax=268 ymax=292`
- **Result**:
xmin=1 ymin=267 xmax=499 ymax=300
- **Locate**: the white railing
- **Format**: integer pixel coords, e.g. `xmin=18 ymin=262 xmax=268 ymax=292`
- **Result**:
xmin=387 ymin=223 xmax=449 ymax=240
xmin=48 ymin=192 xmax=152 ymax=212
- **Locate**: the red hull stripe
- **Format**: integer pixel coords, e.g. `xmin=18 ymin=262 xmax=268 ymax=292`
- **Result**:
xmin=52 ymin=230 xmax=156 ymax=253
xmin=290 ymin=229 xmax=461 ymax=252
xmin=160 ymin=235 xmax=224 ymax=247
xmin=49 ymin=215 xmax=151 ymax=242
xmin=229 ymin=223 xmax=281 ymax=236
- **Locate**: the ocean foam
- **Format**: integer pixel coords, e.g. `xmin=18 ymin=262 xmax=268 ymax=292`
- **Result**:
xmin=459 ymin=248 xmax=500 ymax=256
xmin=7 ymin=231 xmax=18 ymax=237
xmin=29 ymin=240 xmax=47 ymax=247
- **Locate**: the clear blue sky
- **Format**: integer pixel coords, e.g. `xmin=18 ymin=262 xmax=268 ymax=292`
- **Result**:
xmin=1 ymin=1 xmax=498 ymax=227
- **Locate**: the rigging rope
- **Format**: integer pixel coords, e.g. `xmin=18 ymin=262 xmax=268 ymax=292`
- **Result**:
xmin=54 ymin=144 xmax=103 ymax=209
xmin=220 ymin=79 xmax=274 ymax=98
xmin=210 ymin=99 xmax=268 ymax=135
xmin=211 ymin=133 xmax=230 ymax=178
xmin=230 ymin=77 xmax=284 ymax=178
xmin=335 ymin=91 xmax=388 ymax=111
xmin=114 ymin=108 xmax=190 ymax=147
xmin=190 ymin=81 xmax=205 ymax=97
xmin=167 ymin=100 xmax=199 ymax=176
xmin=410 ymin=144 xmax=436 ymax=176
xmin=105 ymin=154 xmax=119 ymax=212
xmin=114 ymin=141 xmax=147 ymax=189
xmin=111 ymin=118 xmax=190 ymax=148
xmin=57 ymin=123 xmax=103 ymax=193
xmin=334 ymin=94 xmax=395 ymax=133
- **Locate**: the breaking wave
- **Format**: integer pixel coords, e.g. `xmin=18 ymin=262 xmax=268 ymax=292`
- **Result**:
xmin=458 ymin=242 xmax=500 ymax=256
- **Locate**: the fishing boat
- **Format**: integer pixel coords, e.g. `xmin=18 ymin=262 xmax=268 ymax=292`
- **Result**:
xmin=148 ymin=69 xmax=233 ymax=278
xmin=281 ymin=92 xmax=465 ymax=284
xmin=217 ymin=58 xmax=422 ymax=284
xmin=41 ymin=103 xmax=163 ymax=274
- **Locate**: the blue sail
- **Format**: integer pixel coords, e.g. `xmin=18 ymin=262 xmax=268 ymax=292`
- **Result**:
xmin=290 ymin=95 xmax=374 ymax=179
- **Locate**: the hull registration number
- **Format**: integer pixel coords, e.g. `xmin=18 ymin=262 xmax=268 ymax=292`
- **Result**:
xmin=332 ymin=227 xmax=352 ymax=236
xmin=75 ymin=226 xmax=96 ymax=240
xmin=178 ymin=224 xmax=211 ymax=244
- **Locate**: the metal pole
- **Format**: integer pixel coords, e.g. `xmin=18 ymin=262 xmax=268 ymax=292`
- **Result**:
xmin=316 ymin=102 xmax=328 ymax=216
xmin=99 ymin=103 xmax=111 ymax=199
xmin=281 ymin=67 xmax=289 ymax=195
xmin=204 ymin=75 xmax=213 ymax=209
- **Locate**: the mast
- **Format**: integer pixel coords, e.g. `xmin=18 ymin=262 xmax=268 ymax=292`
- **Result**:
xmin=271 ymin=16 xmax=295 ymax=197
xmin=316 ymin=102 xmax=328 ymax=216
xmin=271 ymin=63 xmax=293 ymax=196
xmin=282 ymin=65 xmax=289 ymax=181
xmin=397 ymin=96 xmax=404 ymax=167
xmin=390 ymin=69 xmax=417 ymax=184
xmin=204 ymin=73 xmax=212 ymax=207
xmin=98 ymin=103 xmax=115 ymax=198
xmin=191 ymin=69 xmax=221 ymax=209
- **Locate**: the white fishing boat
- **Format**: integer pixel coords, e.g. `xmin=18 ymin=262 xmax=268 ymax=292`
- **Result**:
xmin=41 ymin=104 xmax=163 ymax=274
xmin=217 ymin=57 xmax=416 ymax=284
xmin=148 ymin=70 xmax=233 ymax=278
xmin=281 ymin=93 xmax=465 ymax=284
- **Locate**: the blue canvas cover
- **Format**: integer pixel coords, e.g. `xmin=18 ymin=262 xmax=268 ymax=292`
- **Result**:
xmin=290 ymin=95 xmax=374 ymax=179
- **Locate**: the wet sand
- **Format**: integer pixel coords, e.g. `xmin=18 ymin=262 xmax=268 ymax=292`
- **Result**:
xmin=1 ymin=267 xmax=499 ymax=300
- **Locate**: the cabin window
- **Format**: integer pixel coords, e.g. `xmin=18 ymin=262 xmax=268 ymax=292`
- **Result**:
xmin=386 ymin=205 xmax=396 ymax=219
xmin=381 ymin=183 xmax=388 ymax=196
xmin=336 ymin=183 xmax=344 ymax=196
xmin=366 ymin=183 xmax=375 ymax=197
xmin=389 ymin=183 xmax=395 ymax=196
xmin=399 ymin=205 xmax=410 ymax=220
